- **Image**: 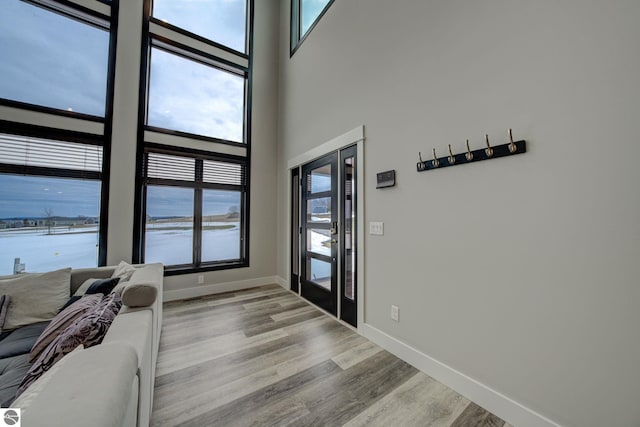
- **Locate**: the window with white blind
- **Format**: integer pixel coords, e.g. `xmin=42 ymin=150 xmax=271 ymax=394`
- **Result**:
xmin=141 ymin=148 xmax=247 ymax=270
xmin=0 ymin=131 xmax=105 ymax=275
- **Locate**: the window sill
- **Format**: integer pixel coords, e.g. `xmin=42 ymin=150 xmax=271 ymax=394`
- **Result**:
xmin=163 ymin=260 xmax=249 ymax=276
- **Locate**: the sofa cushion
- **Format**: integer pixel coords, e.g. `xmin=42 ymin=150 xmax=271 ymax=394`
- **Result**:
xmin=0 ymin=295 xmax=10 ymax=331
xmin=12 ymin=346 xmax=83 ymax=410
xmin=0 ymin=353 xmax=32 ymax=407
xmin=16 ymin=293 xmax=122 ymax=397
xmin=0 ymin=321 xmax=50 ymax=360
xmin=29 ymin=294 xmax=103 ymax=363
xmin=13 ymin=343 xmax=138 ymax=427
xmin=0 ymin=268 xmax=70 ymax=331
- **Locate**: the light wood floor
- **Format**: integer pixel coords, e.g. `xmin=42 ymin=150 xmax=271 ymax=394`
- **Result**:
xmin=151 ymin=284 xmax=512 ymax=427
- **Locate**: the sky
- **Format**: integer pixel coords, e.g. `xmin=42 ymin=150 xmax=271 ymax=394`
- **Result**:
xmin=301 ymin=0 xmax=332 ymax=35
xmin=0 ymin=175 xmax=100 ymax=219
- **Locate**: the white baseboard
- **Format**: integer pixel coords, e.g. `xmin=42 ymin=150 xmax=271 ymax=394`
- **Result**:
xmin=362 ymin=324 xmax=561 ymax=427
xmin=275 ymin=275 xmax=289 ymax=290
xmin=163 ymin=276 xmax=280 ymax=302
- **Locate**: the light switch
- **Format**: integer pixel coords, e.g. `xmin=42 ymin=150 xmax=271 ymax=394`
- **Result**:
xmin=369 ymin=221 xmax=384 ymax=235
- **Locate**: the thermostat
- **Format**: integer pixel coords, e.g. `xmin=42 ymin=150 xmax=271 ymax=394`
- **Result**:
xmin=376 ymin=170 xmax=396 ymax=189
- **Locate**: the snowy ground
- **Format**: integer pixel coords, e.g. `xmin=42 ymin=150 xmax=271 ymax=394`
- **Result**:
xmin=0 ymin=223 xmax=241 ymax=275
xmin=144 ymin=223 xmax=240 ymax=265
xmin=0 ymin=226 xmax=99 ymax=275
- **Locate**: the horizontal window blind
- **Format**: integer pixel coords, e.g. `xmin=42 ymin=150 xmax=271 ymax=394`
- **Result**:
xmin=203 ymin=159 xmax=245 ymax=186
xmin=0 ymin=133 xmax=102 ymax=172
xmin=145 ymin=152 xmax=195 ymax=181
xmin=145 ymin=150 xmax=245 ymax=187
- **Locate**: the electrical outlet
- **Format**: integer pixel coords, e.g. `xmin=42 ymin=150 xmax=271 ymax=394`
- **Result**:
xmin=391 ymin=305 xmax=399 ymax=322
xmin=369 ymin=221 xmax=384 ymax=235
xmin=197 ymin=275 xmax=204 ymax=284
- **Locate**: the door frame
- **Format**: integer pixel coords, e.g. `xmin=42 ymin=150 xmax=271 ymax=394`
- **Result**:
xmin=286 ymin=126 xmax=365 ymax=331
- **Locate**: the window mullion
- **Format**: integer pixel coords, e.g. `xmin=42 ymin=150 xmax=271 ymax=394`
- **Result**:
xmin=193 ymin=159 xmax=204 ymax=266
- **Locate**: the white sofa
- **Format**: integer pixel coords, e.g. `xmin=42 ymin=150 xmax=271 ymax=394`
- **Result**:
xmin=11 ymin=263 xmax=163 ymax=427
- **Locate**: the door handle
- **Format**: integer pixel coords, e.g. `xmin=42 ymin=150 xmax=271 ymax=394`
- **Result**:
xmin=331 ymin=221 xmax=338 ymax=235
xmin=331 ymin=239 xmax=338 ymax=244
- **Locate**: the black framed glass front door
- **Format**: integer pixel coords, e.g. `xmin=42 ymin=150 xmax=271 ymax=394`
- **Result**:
xmin=301 ymin=152 xmax=338 ymax=315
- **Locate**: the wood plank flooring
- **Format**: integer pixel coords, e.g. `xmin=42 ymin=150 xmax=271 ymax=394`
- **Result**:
xmin=152 ymin=285 xmax=512 ymax=427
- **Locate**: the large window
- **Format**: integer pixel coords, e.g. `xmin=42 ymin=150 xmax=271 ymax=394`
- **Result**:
xmin=141 ymin=149 xmax=247 ymax=271
xmin=0 ymin=0 xmax=113 ymax=275
xmin=147 ymin=47 xmax=246 ymax=143
xmin=0 ymin=0 xmax=110 ymax=116
xmin=136 ymin=0 xmax=252 ymax=274
xmin=291 ymin=0 xmax=334 ymax=54
xmin=0 ymin=132 xmax=105 ymax=275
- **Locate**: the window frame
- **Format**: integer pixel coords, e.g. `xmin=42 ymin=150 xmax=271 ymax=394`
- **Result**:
xmin=134 ymin=0 xmax=253 ymax=275
xmin=0 ymin=0 xmax=115 ymax=121
xmin=140 ymin=144 xmax=248 ymax=274
xmin=0 ymin=0 xmax=117 ymax=268
xmin=144 ymin=38 xmax=249 ymax=146
xmin=290 ymin=0 xmax=335 ymax=56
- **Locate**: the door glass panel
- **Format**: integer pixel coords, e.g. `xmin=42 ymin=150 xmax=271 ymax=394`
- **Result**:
xmin=306 ymin=197 xmax=331 ymax=222
xmin=307 ymin=164 xmax=331 ymax=194
xmin=292 ymin=172 xmax=299 ymax=276
xmin=344 ymin=156 xmax=355 ymax=300
xmin=307 ymin=228 xmax=331 ymax=256
xmin=308 ymin=258 xmax=331 ymax=290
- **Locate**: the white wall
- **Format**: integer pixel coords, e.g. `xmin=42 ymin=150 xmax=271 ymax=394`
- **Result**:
xmin=90 ymin=0 xmax=280 ymax=294
xmin=276 ymin=1 xmax=640 ymax=426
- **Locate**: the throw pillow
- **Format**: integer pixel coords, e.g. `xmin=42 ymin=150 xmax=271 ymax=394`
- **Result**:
xmin=15 ymin=292 xmax=122 ymax=398
xmin=63 ymin=277 xmax=120 ymax=310
xmin=0 ymin=295 xmax=10 ymax=332
xmin=121 ymin=283 xmax=157 ymax=307
xmin=85 ymin=277 xmax=120 ymax=295
xmin=29 ymin=294 xmax=103 ymax=363
xmin=72 ymin=278 xmax=99 ymax=297
xmin=111 ymin=261 xmax=136 ymax=282
xmin=0 ymin=268 xmax=71 ymax=331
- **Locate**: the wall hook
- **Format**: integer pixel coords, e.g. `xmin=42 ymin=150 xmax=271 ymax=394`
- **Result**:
xmin=465 ymin=139 xmax=473 ymax=161
xmin=485 ymin=134 xmax=494 ymax=157
xmin=508 ymin=128 xmax=517 ymax=153
xmin=432 ymin=148 xmax=440 ymax=167
xmin=448 ymin=144 xmax=456 ymax=164
xmin=417 ymin=152 xmax=426 ymax=171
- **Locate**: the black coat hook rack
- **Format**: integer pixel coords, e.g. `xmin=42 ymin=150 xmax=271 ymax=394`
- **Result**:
xmin=417 ymin=129 xmax=526 ymax=173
